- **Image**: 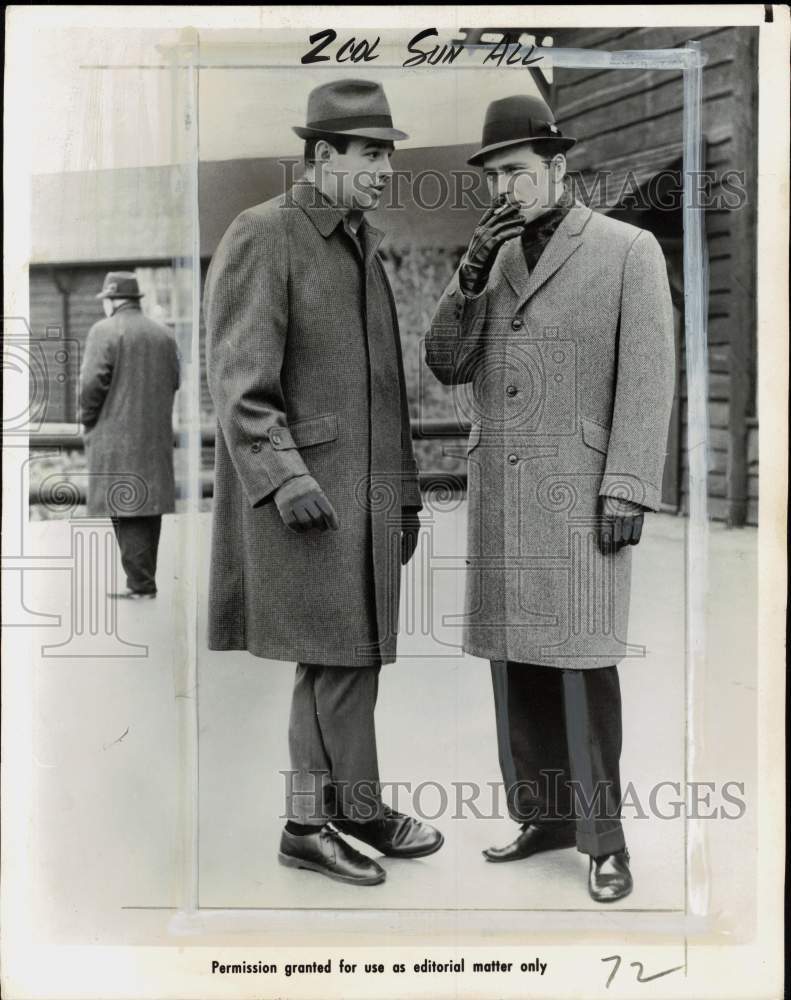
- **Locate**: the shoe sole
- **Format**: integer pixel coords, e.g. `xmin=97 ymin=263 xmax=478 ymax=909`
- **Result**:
xmin=589 ymin=884 xmax=633 ymax=903
xmin=277 ymin=852 xmax=385 ymax=885
xmin=483 ymin=838 xmax=577 ymax=863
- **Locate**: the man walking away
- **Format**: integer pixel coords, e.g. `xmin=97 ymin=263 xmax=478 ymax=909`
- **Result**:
xmin=80 ymin=271 xmax=181 ymax=599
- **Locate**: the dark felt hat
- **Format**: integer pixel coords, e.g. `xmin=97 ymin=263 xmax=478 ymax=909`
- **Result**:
xmin=96 ymin=271 xmax=143 ymax=299
xmin=467 ymin=94 xmax=576 ymax=166
xmin=293 ymin=79 xmax=408 ymax=142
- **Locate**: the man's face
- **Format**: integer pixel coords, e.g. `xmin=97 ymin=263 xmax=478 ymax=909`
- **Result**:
xmin=322 ymin=137 xmax=395 ymax=211
xmin=482 ymin=144 xmax=566 ymax=224
xmin=102 ymin=298 xmax=114 ymax=318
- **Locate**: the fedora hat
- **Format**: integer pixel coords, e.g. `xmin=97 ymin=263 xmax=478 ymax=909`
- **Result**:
xmin=467 ymin=94 xmax=575 ymax=166
xmin=96 ymin=271 xmax=143 ymax=300
xmin=293 ymin=79 xmax=408 ymax=142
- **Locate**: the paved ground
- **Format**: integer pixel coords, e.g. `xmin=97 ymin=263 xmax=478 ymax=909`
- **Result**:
xmin=20 ymin=506 xmax=756 ymax=944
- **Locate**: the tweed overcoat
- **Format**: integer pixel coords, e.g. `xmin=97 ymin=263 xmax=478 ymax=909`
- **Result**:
xmin=425 ymin=203 xmax=676 ymax=669
xmin=203 ymin=181 xmax=421 ymax=667
xmin=79 ymin=302 xmax=180 ymax=517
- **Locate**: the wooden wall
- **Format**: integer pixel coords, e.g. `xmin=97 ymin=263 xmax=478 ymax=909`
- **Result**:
xmin=29 ymin=263 xmax=215 ymax=423
xmin=27 ymin=266 xmax=108 ymax=425
xmin=551 ymin=26 xmax=758 ymax=526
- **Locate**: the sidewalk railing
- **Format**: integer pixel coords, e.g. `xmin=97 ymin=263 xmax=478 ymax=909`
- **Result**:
xmin=28 ymin=421 xmax=471 ymax=505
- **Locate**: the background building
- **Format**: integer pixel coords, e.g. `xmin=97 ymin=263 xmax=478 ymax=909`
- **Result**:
xmin=551 ymin=24 xmax=758 ymax=526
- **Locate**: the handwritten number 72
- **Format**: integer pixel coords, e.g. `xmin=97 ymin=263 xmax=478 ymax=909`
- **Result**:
xmin=602 ymin=955 xmax=685 ymax=989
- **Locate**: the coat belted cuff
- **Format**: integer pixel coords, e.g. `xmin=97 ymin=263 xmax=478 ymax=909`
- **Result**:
xmin=599 ymin=475 xmax=661 ymax=513
xmin=243 ymin=435 xmax=313 ymax=508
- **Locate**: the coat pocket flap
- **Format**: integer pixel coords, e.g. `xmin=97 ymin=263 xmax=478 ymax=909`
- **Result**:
xmin=466 ymin=422 xmax=482 ymax=454
xmin=581 ymin=417 xmax=610 ymax=455
xmin=286 ymin=413 xmax=339 ymax=449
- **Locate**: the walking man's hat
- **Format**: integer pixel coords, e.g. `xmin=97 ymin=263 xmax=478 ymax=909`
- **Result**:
xmin=467 ymin=94 xmax=576 ymax=166
xmin=96 ymin=271 xmax=143 ymax=300
xmin=293 ymin=79 xmax=408 ymax=142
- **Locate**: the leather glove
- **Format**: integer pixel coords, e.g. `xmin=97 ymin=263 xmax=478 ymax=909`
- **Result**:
xmin=401 ymin=507 xmax=421 ymax=565
xmin=600 ymin=496 xmax=645 ymax=552
xmin=274 ymin=474 xmax=339 ymax=533
xmin=458 ymin=195 xmax=525 ymax=298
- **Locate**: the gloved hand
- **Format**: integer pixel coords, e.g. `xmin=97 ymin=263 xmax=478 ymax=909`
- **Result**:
xmin=274 ymin=474 xmax=339 ymax=533
xmin=401 ymin=506 xmax=421 ymax=565
xmin=459 ymin=195 xmax=525 ymax=298
xmin=600 ymin=496 xmax=645 ymax=551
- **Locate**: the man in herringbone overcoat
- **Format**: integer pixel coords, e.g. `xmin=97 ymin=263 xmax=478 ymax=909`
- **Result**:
xmin=426 ymin=95 xmax=676 ymax=902
xmin=204 ymin=79 xmax=443 ymax=886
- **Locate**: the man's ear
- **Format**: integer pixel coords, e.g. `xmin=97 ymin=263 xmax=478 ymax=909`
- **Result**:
xmin=553 ymin=153 xmax=567 ymax=183
xmin=314 ymin=139 xmax=334 ymax=164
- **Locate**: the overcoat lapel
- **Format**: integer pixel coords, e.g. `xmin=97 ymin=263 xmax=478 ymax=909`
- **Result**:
xmin=361 ymin=219 xmax=385 ymax=265
xmin=499 ymin=203 xmax=593 ymax=310
xmin=498 ymin=238 xmax=530 ymax=299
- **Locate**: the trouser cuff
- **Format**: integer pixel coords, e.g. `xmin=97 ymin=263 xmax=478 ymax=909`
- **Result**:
xmin=575 ymin=823 xmax=626 ymax=857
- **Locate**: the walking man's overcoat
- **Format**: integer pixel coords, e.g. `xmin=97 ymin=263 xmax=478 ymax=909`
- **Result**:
xmin=204 ymin=181 xmax=421 ymax=666
xmin=80 ymin=302 xmax=180 ymax=517
xmin=425 ymin=203 xmax=676 ymax=669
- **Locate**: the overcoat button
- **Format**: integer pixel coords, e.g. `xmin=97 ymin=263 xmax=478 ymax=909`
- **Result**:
xmin=506 ymin=385 xmax=518 ymax=396
xmin=508 ymin=453 xmax=518 ymax=465
xmin=251 ymin=442 xmax=261 ymax=453
xmin=511 ymin=318 xmax=523 ymax=330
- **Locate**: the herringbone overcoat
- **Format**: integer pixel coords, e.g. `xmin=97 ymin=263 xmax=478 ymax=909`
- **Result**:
xmin=203 ymin=181 xmax=421 ymax=666
xmin=79 ymin=302 xmax=180 ymax=517
xmin=425 ymin=203 xmax=676 ymax=669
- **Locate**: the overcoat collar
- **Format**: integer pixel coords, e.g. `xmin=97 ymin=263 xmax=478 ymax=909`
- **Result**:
xmin=289 ymin=180 xmax=385 ymax=264
xmin=498 ymin=201 xmax=593 ymax=309
xmin=112 ymin=300 xmax=141 ymax=316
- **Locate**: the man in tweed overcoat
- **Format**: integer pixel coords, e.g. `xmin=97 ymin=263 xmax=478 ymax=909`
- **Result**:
xmin=80 ymin=271 xmax=180 ymax=599
xmin=426 ymin=96 xmax=676 ymax=902
xmin=204 ymin=80 xmax=442 ymax=886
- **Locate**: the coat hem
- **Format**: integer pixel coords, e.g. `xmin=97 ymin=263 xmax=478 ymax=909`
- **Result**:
xmin=462 ymin=642 xmax=623 ymax=670
xmin=207 ymin=637 xmax=396 ymax=667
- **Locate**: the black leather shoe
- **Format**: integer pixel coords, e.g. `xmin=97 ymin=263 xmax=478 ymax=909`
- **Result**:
xmin=588 ymin=848 xmax=632 ymax=902
xmin=333 ymin=806 xmax=444 ymax=859
xmin=483 ymin=823 xmax=577 ymax=862
xmin=278 ymin=826 xmax=386 ymax=885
